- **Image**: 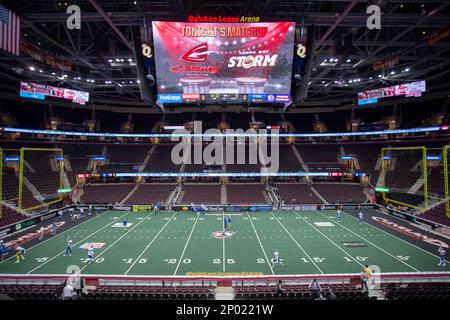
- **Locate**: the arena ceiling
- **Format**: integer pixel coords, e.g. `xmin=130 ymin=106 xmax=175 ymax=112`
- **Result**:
xmin=0 ymin=0 xmax=450 ymax=109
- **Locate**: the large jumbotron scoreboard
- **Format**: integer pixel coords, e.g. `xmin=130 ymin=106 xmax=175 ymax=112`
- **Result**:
xmin=147 ymin=21 xmax=296 ymax=105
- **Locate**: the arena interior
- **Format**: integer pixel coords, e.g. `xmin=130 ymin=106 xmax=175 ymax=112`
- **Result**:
xmin=0 ymin=0 xmax=449 ymax=302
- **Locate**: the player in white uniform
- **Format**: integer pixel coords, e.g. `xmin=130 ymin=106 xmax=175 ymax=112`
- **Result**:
xmin=271 ymin=249 xmax=284 ymax=267
xmin=438 ymin=247 xmax=446 ymax=266
xmin=87 ymin=247 xmax=95 ymax=264
xmin=336 ymin=209 xmax=342 ymax=222
xmin=358 ymin=211 xmax=364 ymax=225
xmin=64 ymin=237 xmax=73 ymax=256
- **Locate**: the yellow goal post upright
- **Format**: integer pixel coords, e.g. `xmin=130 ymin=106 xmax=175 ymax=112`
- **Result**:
xmin=444 ymin=145 xmax=449 ymax=218
xmin=380 ymin=146 xmax=428 ymax=211
xmin=18 ymin=147 xmax=64 ymax=211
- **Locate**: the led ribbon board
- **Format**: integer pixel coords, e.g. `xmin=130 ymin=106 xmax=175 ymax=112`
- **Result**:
xmin=358 ymin=81 xmax=426 ymax=105
xmin=20 ymin=82 xmax=89 ymax=105
xmin=2 ymin=125 xmax=445 ymax=138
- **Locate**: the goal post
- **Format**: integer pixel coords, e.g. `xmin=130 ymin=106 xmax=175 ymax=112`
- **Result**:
xmin=18 ymin=147 xmax=64 ymax=211
xmin=380 ymin=146 xmax=428 ymax=210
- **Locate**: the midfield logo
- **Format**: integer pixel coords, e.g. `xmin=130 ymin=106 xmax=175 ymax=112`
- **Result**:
xmin=211 ymin=230 xmax=236 ymax=240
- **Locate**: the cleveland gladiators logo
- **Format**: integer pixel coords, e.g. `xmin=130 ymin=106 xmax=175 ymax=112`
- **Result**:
xmin=211 ymin=230 xmax=236 ymax=240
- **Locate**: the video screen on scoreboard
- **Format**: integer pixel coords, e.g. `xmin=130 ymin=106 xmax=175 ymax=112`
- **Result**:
xmin=357 ymin=80 xmax=426 ymax=105
xmin=20 ymin=82 xmax=89 ymax=105
xmin=151 ymin=21 xmax=295 ymax=105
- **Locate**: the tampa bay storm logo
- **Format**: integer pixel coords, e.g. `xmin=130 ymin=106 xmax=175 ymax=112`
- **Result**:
xmin=211 ymin=230 xmax=236 ymax=240
xmin=181 ymin=43 xmax=209 ymax=63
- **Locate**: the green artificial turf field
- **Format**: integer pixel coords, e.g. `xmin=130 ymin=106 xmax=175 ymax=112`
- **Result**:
xmin=0 ymin=210 xmax=448 ymax=277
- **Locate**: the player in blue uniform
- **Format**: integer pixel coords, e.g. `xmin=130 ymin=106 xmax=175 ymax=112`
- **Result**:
xmin=96 ymin=207 xmax=101 ymax=217
xmin=123 ymin=218 xmax=128 ymax=231
xmin=358 ymin=211 xmax=364 ymax=225
xmin=438 ymin=247 xmax=446 ymax=266
xmin=0 ymin=240 xmax=9 ymax=262
xmin=223 ymin=216 xmax=231 ymax=231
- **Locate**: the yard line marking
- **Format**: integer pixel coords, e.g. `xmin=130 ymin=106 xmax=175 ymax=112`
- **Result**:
xmin=27 ymin=212 xmax=131 ymax=274
xmin=316 ymin=211 xmax=420 ymax=272
xmin=270 ymin=212 xmax=324 ymax=274
xmin=125 ymin=212 xmax=177 ymax=275
xmin=173 ymin=215 xmax=199 ymax=276
xmin=80 ymin=211 xmax=154 ymax=273
xmin=373 ymin=209 xmax=450 ymax=264
xmin=222 ymin=211 xmax=225 ymax=272
xmin=0 ymin=212 xmax=112 ymax=265
xmin=292 ymin=211 xmax=364 ymax=268
xmin=247 ymin=212 xmax=275 ymax=275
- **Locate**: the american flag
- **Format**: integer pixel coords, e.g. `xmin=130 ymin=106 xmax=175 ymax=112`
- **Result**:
xmin=0 ymin=4 xmax=21 ymax=56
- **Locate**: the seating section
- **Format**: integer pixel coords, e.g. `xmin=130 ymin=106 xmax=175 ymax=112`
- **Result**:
xmin=2 ymin=168 xmax=41 ymax=209
xmin=145 ymin=145 xmax=181 ymax=172
xmin=297 ymin=144 xmax=340 ymax=164
xmin=278 ymin=145 xmax=303 ymax=171
xmin=106 ymin=145 xmax=150 ymax=164
xmin=0 ymin=206 xmax=29 ymax=227
xmin=0 ymin=284 xmax=214 ymax=300
xmin=2 ymin=282 xmax=450 ymax=300
xmin=177 ymin=184 xmax=221 ymax=204
xmin=67 ymin=158 xmax=89 ymax=186
xmin=234 ymin=283 xmax=370 ymax=300
xmin=421 ymin=166 xmax=447 ymax=196
xmin=124 ymin=184 xmax=176 ymax=205
xmin=91 ymin=285 xmax=215 ymax=300
xmin=384 ymin=149 xmax=422 ymax=190
xmin=81 ymin=184 xmax=134 ymax=204
xmin=24 ymin=151 xmax=60 ymax=195
xmin=313 ymin=183 xmax=366 ymax=203
xmin=227 ymin=184 xmax=269 ymax=204
xmin=383 ymin=282 xmax=450 ymax=300
xmin=275 ymin=183 xmax=323 ymax=204
xmin=62 ymin=143 xmax=103 ymax=187
xmin=225 ymin=144 xmax=261 ymax=173
xmin=343 ymin=143 xmax=385 ymax=185
xmin=0 ymin=285 xmax=64 ymax=300
xmin=419 ymin=202 xmax=450 ymax=226
xmin=184 ymin=144 xmax=221 ymax=173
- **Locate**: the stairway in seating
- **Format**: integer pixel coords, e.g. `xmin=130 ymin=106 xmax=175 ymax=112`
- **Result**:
xmin=120 ymin=184 xmax=140 ymax=205
xmin=215 ymin=280 xmax=235 ymax=300
xmin=310 ymin=185 xmax=328 ymax=204
xmin=407 ymin=175 xmax=425 ymax=194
